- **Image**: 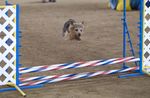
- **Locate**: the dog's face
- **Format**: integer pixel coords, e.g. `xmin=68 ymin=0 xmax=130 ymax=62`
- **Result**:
xmin=72 ymin=22 xmax=84 ymax=40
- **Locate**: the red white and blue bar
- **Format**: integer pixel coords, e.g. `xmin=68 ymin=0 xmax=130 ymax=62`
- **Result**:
xmin=20 ymin=66 xmax=139 ymax=86
xmin=19 ymin=57 xmax=140 ymax=74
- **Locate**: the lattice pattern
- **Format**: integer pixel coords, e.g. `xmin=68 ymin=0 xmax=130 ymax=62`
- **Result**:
xmin=0 ymin=5 xmax=17 ymax=85
xmin=142 ymin=0 xmax=150 ymax=75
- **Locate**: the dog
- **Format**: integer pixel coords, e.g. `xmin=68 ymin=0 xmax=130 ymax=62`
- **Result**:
xmin=63 ymin=19 xmax=84 ymax=41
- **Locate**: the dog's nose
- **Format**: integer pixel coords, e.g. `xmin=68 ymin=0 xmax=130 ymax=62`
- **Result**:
xmin=78 ymin=33 xmax=81 ymax=37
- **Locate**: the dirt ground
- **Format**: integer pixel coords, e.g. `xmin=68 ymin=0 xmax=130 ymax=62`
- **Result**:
xmin=0 ymin=0 xmax=150 ymax=98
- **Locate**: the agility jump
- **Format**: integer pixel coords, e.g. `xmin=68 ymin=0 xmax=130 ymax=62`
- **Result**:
xmin=0 ymin=0 xmax=150 ymax=97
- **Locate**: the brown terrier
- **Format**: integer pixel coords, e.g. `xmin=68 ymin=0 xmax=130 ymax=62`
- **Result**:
xmin=63 ymin=19 xmax=84 ymax=41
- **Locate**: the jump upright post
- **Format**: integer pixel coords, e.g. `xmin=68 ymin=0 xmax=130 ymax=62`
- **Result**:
xmin=0 ymin=4 xmax=26 ymax=96
xmin=0 ymin=0 xmax=149 ymax=96
xmin=120 ymin=0 xmax=142 ymax=77
xmin=141 ymin=0 xmax=150 ymax=75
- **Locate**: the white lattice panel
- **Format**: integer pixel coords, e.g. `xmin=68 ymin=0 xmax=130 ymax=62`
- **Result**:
xmin=142 ymin=0 xmax=150 ymax=75
xmin=0 ymin=5 xmax=17 ymax=85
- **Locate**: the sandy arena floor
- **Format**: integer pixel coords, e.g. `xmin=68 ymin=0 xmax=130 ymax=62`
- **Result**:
xmin=0 ymin=0 xmax=150 ymax=98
